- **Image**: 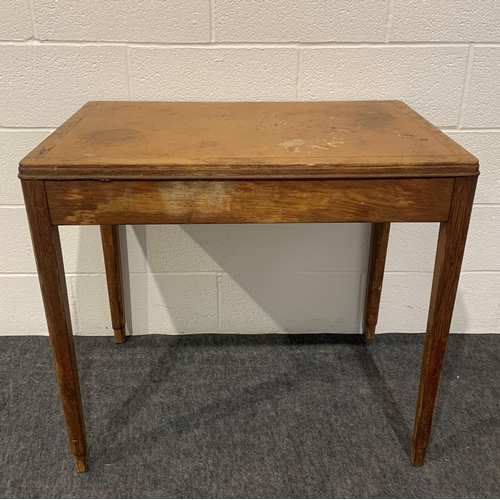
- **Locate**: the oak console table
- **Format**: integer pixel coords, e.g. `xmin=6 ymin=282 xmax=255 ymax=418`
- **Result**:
xmin=19 ymin=101 xmax=479 ymax=472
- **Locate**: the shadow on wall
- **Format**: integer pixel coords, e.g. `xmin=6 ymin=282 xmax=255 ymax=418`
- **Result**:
xmin=450 ymin=292 xmax=470 ymax=334
xmin=123 ymin=223 xmax=370 ymax=335
xmin=70 ymin=222 xmax=471 ymax=336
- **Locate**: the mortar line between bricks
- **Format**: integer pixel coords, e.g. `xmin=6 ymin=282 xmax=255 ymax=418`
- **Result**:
xmin=144 ymin=271 xmax=222 ymax=276
xmin=441 ymin=127 xmax=500 ymax=132
xmin=125 ymin=47 xmax=133 ymax=99
xmin=0 ymin=273 xmax=40 ymax=277
xmin=0 ymin=127 xmax=55 ymax=131
xmin=295 ymin=42 xmax=471 ymax=49
xmin=0 ymin=40 xmax=481 ymax=49
xmin=5 ymin=330 xmax=500 ymax=336
xmin=216 ymin=274 xmax=222 ymax=329
xmin=385 ymin=271 xmax=500 ymax=275
xmin=27 ymin=0 xmax=38 ymax=39
xmin=141 ymin=270 xmax=366 ymax=276
xmin=209 ymin=0 xmax=215 ymax=42
xmin=5 ymin=271 xmax=500 ymax=277
xmin=458 ymin=44 xmax=475 ymax=129
xmin=295 ymin=49 xmax=303 ymax=100
xmin=358 ymin=271 xmax=367 ymax=332
xmin=384 ymin=0 xmax=395 ymax=43
xmin=0 ymin=273 xmax=106 ymax=277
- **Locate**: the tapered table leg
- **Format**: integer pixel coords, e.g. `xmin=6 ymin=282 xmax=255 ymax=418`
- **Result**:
xmin=100 ymin=225 xmax=126 ymax=344
xmin=364 ymin=222 xmax=390 ymax=339
xmin=412 ymin=177 xmax=477 ymax=466
xmin=22 ymin=180 xmax=87 ymax=472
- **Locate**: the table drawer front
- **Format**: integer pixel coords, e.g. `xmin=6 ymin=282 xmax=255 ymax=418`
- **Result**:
xmin=46 ymin=178 xmax=454 ymax=225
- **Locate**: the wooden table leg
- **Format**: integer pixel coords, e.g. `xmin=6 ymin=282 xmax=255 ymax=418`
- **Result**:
xmin=412 ymin=177 xmax=477 ymax=466
xmin=22 ymin=180 xmax=87 ymax=472
xmin=100 ymin=225 xmax=126 ymax=344
xmin=363 ymin=222 xmax=390 ymax=339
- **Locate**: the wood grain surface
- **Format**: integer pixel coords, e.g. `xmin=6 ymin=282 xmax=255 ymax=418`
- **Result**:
xmin=20 ymin=100 xmax=480 ymax=471
xmin=364 ymin=222 xmax=391 ymax=339
xmin=46 ymin=178 xmax=454 ymax=225
xmin=411 ymin=176 xmax=477 ymax=466
xmin=19 ymin=101 xmax=478 ymax=180
xmin=100 ymin=225 xmax=126 ymax=344
xmin=22 ymin=180 xmax=87 ymax=472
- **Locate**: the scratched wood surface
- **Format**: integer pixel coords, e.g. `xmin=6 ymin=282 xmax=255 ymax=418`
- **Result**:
xmin=46 ymin=178 xmax=454 ymax=225
xmin=412 ymin=176 xmax=477 ymax=465
xmin=22 ymin=180 xmax=87 ymax=472
xmin=19 ymin=101 xmax=478 ymax=180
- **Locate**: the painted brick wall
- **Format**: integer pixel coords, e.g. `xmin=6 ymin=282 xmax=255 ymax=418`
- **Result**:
xmin=1 ymin=0 xmax=499 ymax=336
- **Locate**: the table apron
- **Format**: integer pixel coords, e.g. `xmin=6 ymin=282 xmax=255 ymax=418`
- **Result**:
xmin=45 ymin=178 xmax=454 ymax=225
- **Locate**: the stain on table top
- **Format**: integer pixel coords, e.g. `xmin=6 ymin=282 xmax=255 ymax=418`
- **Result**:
xmin=19 ymin=101 xmax=478 ymax=180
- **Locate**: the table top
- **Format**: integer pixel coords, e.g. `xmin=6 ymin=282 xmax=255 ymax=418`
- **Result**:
xmin=19 ymin=100 xmax=478 ymax=180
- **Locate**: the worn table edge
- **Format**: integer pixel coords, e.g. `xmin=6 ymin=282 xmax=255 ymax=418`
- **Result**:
xmin=18 ymin=100 xmax=480 ymax=180
xmin=20 ymin=102 xmax=99 ymax=164
xmin=18 ymin=161 xmax=480 ymax=181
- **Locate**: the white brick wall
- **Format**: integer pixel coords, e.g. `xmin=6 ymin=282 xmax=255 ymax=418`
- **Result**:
xmin=1 ymin=0 xmax=499 ymax=336
xmin=129 ymin=48 xmax=297 ymax=101
xmin=300 ymin=47 xmax=468 ymax=126
xmin=214 ymin=1 xmax=388 ymax=42
xmin=33 ymin=1 xmax=210 ymax=43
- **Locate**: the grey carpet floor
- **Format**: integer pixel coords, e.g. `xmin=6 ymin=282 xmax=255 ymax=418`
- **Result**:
xmin=0 ymin=333 xmax=499 ymax=498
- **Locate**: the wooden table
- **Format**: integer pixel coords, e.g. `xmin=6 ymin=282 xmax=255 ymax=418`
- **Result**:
xmin=19 ymin=101 xmax=479 ymax=472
